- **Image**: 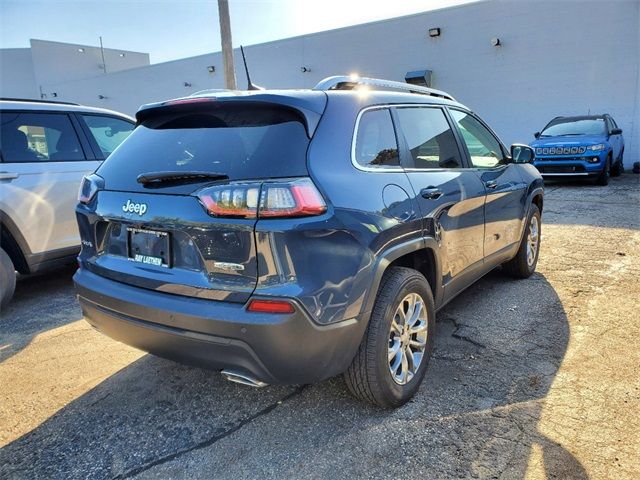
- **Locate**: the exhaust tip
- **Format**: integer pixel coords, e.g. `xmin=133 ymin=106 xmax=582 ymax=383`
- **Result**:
xmin=221 ymin=370 xmax=268 ymax=388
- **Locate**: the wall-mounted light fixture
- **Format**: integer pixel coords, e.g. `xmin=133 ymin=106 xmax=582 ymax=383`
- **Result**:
xmin=78 ymin=48 xmax=85 ymax=53
xmin=428 ymin=27 xmax=441 ymax=38
xmin=119 ymin=53 xmax=126 ymax=58
xmin=98 ymin=94 xmax=107 ymax=99
xmin=183 ymin=82 xmax=192 ymax=87
xmin=300 ymin=66 xmax=311 ymax=73
xmin=51 ymin=92 xmax=58 ymax=97
xmin=491 ymin=37 xmax=501 ymax=47
xmin=207 ymin=65 xmax=215 ymax=73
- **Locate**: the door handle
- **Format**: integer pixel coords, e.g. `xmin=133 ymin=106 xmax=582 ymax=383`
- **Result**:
xmin=0 ymin=172 xmax=19 ymax=180
xmin=420 ymin=187 xmax=443 ymax=200
xmin=485 ymin=180 xmax=498 ymax=189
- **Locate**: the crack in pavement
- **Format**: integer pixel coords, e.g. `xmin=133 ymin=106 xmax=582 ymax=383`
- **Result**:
xmin=112 ymin=385 xmax=306 ymax=479
xmin=439 ymin=316 xmax=487 ymax=349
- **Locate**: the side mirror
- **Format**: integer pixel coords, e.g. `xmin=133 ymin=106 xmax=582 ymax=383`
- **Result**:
xmin=511 ymin=144 xmax=535 ymax=164
xmin=611 ymin=128 xmax=623 ymax=135
xmin=534 ymin=131 xmax=541 ymax=139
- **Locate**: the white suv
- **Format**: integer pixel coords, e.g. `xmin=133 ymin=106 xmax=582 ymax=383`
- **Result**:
xmin=0 ymin=98 xmax=134 ymax=307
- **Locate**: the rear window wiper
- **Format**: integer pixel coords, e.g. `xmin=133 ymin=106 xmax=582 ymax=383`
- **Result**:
xmin=137 ymin=171 xmax=229 ymax=184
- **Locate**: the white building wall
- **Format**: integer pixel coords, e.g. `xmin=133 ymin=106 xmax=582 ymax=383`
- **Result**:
xmin=0 ymin=48 xmax=37 ymax=98
xmin=31 ymin=39 xmax=150 ymax=88
xmin=42 ymin=0 xmax=640 ymax=162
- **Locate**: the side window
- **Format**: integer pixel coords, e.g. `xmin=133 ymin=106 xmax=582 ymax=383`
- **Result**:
xmin=450 ymin=110 xmax=505 ymax=169
xmin=354 ymin=109 xmax=400 ymax=168
xmin=0 ymin=112 xmax=85 ymax=163
xmin=82 ymin=115 xmax=134 ymax=158
xmin=396 ymin=107 xmax=462 ymax=169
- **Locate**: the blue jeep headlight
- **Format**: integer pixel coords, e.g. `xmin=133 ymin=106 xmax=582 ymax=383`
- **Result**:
xmin=588 ymin=144 xmax=606 ymax=151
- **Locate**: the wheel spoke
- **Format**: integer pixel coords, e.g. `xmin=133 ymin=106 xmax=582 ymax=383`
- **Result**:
xmin=400 ymin=349 xmax=409 ymax=383
xmin=388 ymin=340 xmax=401 ymax=362
xmin=409 ymin=320 xmax=428 ymax=335
xmin=405 ymin=346 xmax=415 ymax=372
xmin=390 ymin=347 xmax=402 ymax=373
xmin=408 ymin=300 xmax=423 ymax=328
xmin=391 ymin=316 xmax=403 ymax=334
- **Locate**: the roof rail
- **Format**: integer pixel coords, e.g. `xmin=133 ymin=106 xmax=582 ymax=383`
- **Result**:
xmin=313 ymin=76 xmax=455 ymax=101
xmin=0 ymin=97 xmax=80 ymax=106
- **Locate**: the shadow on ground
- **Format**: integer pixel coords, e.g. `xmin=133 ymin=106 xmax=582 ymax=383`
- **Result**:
xmin=0 ymin=265 xmax=80 ymax=362
xmin=0 ymin=269 xmax=588 ymax=479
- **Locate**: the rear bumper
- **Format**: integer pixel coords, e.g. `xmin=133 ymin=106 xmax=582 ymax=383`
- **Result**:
xmin=74 ymin=269 xmax=367 ymax=384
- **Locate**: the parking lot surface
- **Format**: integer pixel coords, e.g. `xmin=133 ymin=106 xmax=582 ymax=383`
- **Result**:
xmin=1 ymin=174 xmax=639 ymax=479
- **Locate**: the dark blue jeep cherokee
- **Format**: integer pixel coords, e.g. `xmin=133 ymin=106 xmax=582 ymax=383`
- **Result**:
xmin=74 ymin=76 xmax=544 ymax=407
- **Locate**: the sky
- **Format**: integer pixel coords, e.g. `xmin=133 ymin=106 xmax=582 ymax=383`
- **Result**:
xmin=0 ymin=0 xmax=480 ymax=64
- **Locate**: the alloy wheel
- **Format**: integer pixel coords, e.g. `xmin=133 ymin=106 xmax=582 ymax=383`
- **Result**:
xmin=388 ymin=293 xmax=429 ymax=385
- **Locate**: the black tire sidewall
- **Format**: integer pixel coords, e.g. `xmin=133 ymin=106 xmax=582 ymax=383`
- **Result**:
xmin=524 ymin=206 xmax=542 ymax=275
xmin=372 ymin=271 xmax=435 ymax=406
xmin=598 ymin=157 xmax=611 ymax=185
xmin=0 ymin=247 xmax=16 ymax=309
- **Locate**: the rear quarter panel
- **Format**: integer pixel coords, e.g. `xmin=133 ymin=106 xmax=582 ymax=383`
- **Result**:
xmin=253 ymin=94 xmax=425 ymax=325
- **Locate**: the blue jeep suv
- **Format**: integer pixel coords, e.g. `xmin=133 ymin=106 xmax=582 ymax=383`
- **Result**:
xmin=74 ymin=76 xmax=544 ymax=407
xmin=530 ymin=114 xmax=625 ymax=185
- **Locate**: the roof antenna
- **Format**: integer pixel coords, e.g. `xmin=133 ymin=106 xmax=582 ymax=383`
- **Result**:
xmin=240 ymin=45 xmax=264 ymax=91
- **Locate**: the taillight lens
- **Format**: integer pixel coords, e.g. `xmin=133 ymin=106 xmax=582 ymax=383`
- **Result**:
xmin=78 ymin=174 xmax=103 ymax=204
xmin=247 ymin=299 xmax=295 ymax=314
xmin=196 ymin=178 xmax=326 ymax=219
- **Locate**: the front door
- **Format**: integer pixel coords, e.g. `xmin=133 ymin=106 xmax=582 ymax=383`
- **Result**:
xmin=449 ymin=109 xmax=528 ymax=265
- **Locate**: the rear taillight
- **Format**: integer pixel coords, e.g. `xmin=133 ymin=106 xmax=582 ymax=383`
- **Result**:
xmin=78 ymin=174 xmax=104 ymax=204
xmin=196 ymin=178 xmax=326 ymax=219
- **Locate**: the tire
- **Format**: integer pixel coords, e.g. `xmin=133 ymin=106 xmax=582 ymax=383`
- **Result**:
xmin=0 ymin=247 xmax=16 ymax=310
xmin=344 ymin=266 xmax=435 ymax=408
xmin=611 ymin=149 xmax=624 ymax=177
xmin=596 ymin=156 xmax=611 ymax=186
xmin=502 ymin=204 xmax=541 ymax=279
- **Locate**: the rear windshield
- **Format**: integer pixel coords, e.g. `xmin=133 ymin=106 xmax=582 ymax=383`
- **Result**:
xmin=540 ymin=118 xmax=605 ymax=137
xmin=97 ymin=104 xmax=310 ymax=192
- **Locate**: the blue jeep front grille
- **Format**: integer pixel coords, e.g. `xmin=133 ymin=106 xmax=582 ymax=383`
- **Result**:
xmin=536 ymin=146 xmax=587 ymax=155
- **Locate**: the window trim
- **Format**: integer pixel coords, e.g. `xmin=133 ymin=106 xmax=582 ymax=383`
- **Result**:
xmin=350 ymin=105 xmax=405 ymax=173
xmin=447 ymin=107 xmax=509 ymax=171
xmin=76 ymin=113 xmax=135 ymax=160
xmin=392 ymin=104 xmax=468 ymax=172
xmin=0 ymin=109 xmax=91 ymax=163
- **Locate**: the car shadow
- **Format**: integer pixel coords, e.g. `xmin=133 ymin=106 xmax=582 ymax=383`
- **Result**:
xmin=0 ymin=269 xmax=588 ymax=479
xmin=0 ymin=265 xmax=80 ymax=362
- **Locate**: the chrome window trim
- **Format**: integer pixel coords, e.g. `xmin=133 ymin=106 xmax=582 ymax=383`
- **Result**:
xmin=350 ymin=105 xmax=404 ymax=173
xmin=351 ymin=103 xmax=466 ymax=173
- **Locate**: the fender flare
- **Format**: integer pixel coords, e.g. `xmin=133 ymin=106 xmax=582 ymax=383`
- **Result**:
xmin=360 ymin=236 xmax=442 ymax=318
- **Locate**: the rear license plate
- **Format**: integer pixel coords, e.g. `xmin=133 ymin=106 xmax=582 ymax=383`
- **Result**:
xmin=127 ymin=228 xmax=170 ymax=267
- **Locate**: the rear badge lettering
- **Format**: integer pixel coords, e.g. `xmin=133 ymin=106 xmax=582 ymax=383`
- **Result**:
xmin=213 ymin=261 xmax=245 ymax=272
xmin=122 ymin=199 xmax=148 ymax=216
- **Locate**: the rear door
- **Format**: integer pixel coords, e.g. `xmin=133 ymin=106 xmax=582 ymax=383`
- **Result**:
xmin=0 ymin=110 xmax=100 ymax=256
xmin=448 ymin=108 xmax=528 ymax=266
xmin=394 ymin=105 xmax=487 ymax=300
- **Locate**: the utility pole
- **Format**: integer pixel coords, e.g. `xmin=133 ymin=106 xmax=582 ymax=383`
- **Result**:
xmin=218 ymin=0 xmax=237 ymax=90
xmin=99 ymin=36 xmax=107 ymax=74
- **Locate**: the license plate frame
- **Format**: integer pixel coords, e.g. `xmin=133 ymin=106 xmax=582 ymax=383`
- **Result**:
xmin=127 ymin=227 xmax=171 ymax=268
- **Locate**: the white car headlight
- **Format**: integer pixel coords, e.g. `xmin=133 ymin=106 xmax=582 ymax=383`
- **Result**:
xmin=588 ymin=144 xmax=606 ymax=151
